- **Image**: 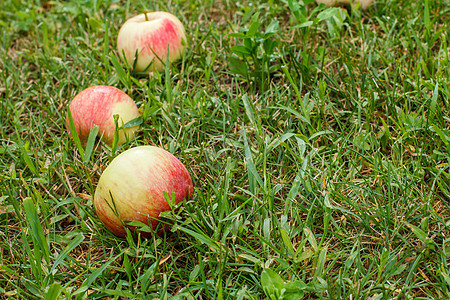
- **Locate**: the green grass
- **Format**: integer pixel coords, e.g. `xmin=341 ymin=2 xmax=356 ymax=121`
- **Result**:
xmin=0 ymin=0 xmax=449 ymax=298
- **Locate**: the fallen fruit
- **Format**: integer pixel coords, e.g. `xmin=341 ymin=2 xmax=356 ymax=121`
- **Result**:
xmin=117 ymin=11 xmax=187 ymax=73
xmin=94 ymin=146 xmax=193 ymax=237
xmin=67 ymin=85 xmax=140 ymax=146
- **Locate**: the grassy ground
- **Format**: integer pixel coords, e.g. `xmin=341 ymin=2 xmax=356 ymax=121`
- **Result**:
xmin=0 ymin=0 xmax=449 ymax=299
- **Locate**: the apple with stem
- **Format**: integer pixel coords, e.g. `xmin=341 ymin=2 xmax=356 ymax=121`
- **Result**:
xmin=94 ymin=146 xmax=193 ymax=238
xmin=117 ymin=11 xmax=187 ymax=73
xmin=316 ymin=0 xmax=374 ymax=9
xmin=67 ymin=85 xmax=140 ymax=146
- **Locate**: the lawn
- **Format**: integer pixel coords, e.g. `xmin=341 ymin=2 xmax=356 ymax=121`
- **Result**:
xmin=0 ymin=0 xmax=449 ymax=299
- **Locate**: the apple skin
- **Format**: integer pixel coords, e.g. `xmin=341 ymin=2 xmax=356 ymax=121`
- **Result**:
xmin=67 ymin=85 xmax=140 ymax=146
xmin=94 ymin=146 xmax=193 ymax=238
xmin=117 ymin=11 xmax=187 ymax=73
xmin=316 ymin=0 xmax=374 ymax=9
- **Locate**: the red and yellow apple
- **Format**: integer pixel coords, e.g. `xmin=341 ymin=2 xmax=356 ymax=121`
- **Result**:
xmin=94 ymin=146 xmax=193 ymax=238
xmin=117 ymin=11 xmax=187 ymax=73
xmin=316 ymin=0 xmax=374 ymax=9
xmin=66 ymin=85 xmax=140 ymax=146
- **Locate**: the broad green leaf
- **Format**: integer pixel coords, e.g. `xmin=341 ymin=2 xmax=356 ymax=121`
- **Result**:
xmin=263 ymin=39 xmax=278 ymax=56
xmin=283 ymin=280 xmax=307 ymax=300
xmin=265 ymin=19 xmax=280 ymax=35
xmin=246 ymin=13 xmax=261 ymax=37
xmin=231 ymin=45 xmax=252 ymax=58
xmin=261 ymin=269 xmax=284 ymax=299
xmin=317 ymin=7 xmax=341 ymax=21
xmin=294 ymin=21 xmax=314 ymax=29
xmin=123 ymin=116 xmax=143 ymax=128
xmin=228 ymin=56 xmax=249 ymax=77
xmin=44 ymin=282 xmax=62 ymax=300
xmin=228 ymin=32 xmax=247 ymax=38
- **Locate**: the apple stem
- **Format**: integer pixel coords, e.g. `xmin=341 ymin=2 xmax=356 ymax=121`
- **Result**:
xmin=144 ymin=11 xmax=149 ymax=21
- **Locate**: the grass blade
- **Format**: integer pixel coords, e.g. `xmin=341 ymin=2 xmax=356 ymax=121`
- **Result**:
xmin=83 ymin=125 xmax=99 ymax=163
xmin=242 ymin=126 xmax=263 ymax=194
xmin=23 ymin=197 xmax=49 ymax=263
xmin=165 ymin=48 xmax=172 ymax=104
xmin=73 ymin=253 xmax=122 ymax=296
xmin=66 ymin=107 xmax=85 ymax=160
xmin=15 ymin=130 xmax=37 ymax=176
xmin=280 ymin=228 xmax=295 ymax=257
xmin=175 ymin=225 xmax=221 ymax=252
xmin=50 ymin=233 xmax=85 ymax=274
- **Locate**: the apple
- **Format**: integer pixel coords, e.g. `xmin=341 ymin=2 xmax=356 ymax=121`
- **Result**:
xmin=94 ymin=146 xmax=193 ymax=238
xmin=316 ymin=0 xmax=374 ymax=9
xmin=117 ymin=11 xmax=187 ymax=73
xmin=67 ymin=85 xmax=140 ymax=146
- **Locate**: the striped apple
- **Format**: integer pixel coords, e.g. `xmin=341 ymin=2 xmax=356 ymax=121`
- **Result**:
xmin=66 ymin=85 xmax=140 ymax=146
xmin=117 ymin=11 xmax=187 ymax=73
xmin=94 ymin=146 xmax=193 ymax=238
